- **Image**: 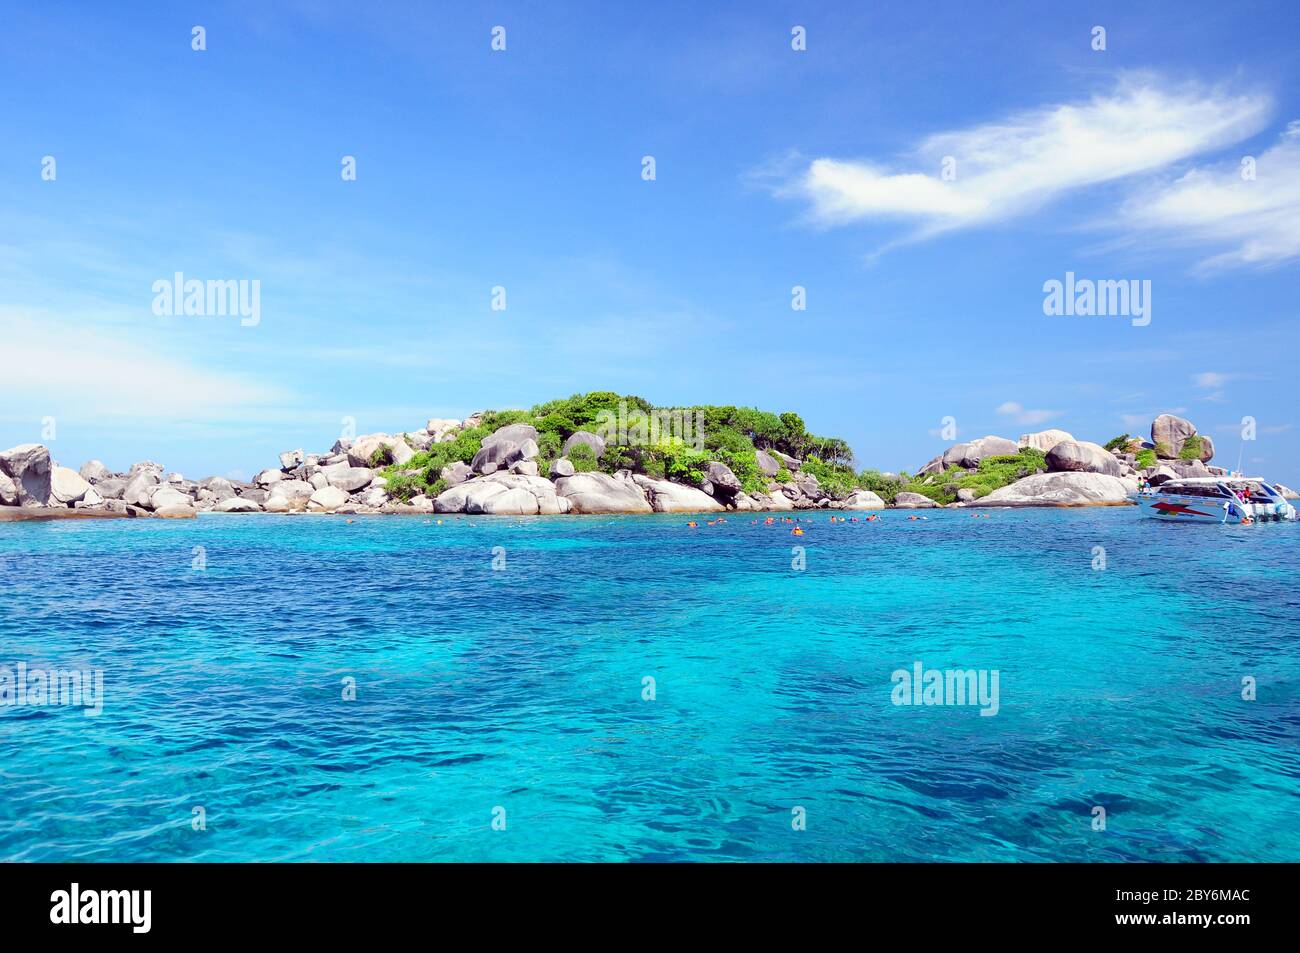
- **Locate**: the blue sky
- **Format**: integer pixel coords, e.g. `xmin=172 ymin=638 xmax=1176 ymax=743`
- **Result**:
xmin=2 ymin=0 xmax=1298 ymax=482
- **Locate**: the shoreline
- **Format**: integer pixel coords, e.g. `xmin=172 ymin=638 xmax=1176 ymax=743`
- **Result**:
xmin=3 ymin=405 xmax=1290 ymax=522
xmin=0 ymin=499 xmax=1140 ymax=522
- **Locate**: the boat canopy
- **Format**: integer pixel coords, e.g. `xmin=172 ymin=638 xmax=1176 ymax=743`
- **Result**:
xmin=1161 ymin=476 xmax=1266 ymax=484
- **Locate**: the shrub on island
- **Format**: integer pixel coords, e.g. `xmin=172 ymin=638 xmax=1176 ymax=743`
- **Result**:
xmin=374 ymin=392 xmax=858 ymax=504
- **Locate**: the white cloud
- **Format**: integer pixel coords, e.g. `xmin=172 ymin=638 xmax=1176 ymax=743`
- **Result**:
xmin=780 ymin=76 xmax=1269 ymax=243
xmin=1193 ymin=371 xmax=1231 ymax=388
xmin=1122 ymin=121 xmax=1300 ymax=269
xmin=996 ymin=401 xmax=1060 ymax=426
xmin=0 ymin=309 xmax=290 ymax=424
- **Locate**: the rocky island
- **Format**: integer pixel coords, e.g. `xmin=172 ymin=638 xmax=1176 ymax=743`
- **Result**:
xmin=1 ymin=395 xmax=1292 ymax=520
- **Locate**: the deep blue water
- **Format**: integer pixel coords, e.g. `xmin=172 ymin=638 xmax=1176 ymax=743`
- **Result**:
xmin=1 ymin=508 xmax=1297 ymax=862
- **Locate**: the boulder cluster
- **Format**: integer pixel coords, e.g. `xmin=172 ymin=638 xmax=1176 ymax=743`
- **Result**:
xmin=5 ymin=410 xmax=1289 ymax=519
xmin=0 ymin=430 xmax=417 ymax=519
xmin=0 ymin=416 xmax=886 ymax=519
xmin=922 ymin=412 xmax=1294 ymax=507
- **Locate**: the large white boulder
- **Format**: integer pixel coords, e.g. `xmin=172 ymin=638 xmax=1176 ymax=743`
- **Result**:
xmin=894 ymin=491 xmax=940 ymax=509
xmin=1018 ymin=429 xmax=1075 ymax=452
xmin=441 ymin=461 xmax=473 ymax=485
xmin=357 ymin=485 xmax=389 ymax=508
xmin=196 ymin=476 xmax=237 ymax=503
xmin=941 ymin=435 xmax=1019 ymax=469
xmin=764 ymin=490 xmax=795 ymax=511
xmin=1151 ymin=414 xmax=1197 ymax=458
xmin=79 ymin=460 xmax=112 ymax=483
xmin=632 ymin=475 xmax=723 ymax=513
xmin=553 ymin=472 xmax=651 ymax=513
xmin=128 ymin=460 xmax=165 ymax=480
xmin=0 ymin=444 xmax=53 ymax=506
xmin=49 ymin=466 xmax=92 ymax=505
xmin=839 ymin=489 xmax=886 ymax=510
xmin=482 ymin=423 xmax=539 ymax=448
xmin=426 ymin=418 xmax=462 ymax=442
xmin=78 ymin=487 xmax=105 ymax=508
xmin=562 ymin=431 xmax=606 ymax=459
xmin=347 ymin=434 xmax=415 ymax=469
xmin=969 ymin=472 xmax=1133 ymax=506
xmin=308 ymin=485 xmax=350 ymax=511
xmin=148 ymin=485 xmax=193 ymax=511
xmin=1046 ymin=440 xmax=1122 ymax=477
xmin=264 ymin=480 xmax=314 ymax=512
xmin=434 ymin=472 xmax=572 ymax=515
xmin=470 ymin=439 xmax=530 ymax=474
xmin=704 ymin=462 xmax=742 ymax=496
xmin=123 ymin=471 xmax=160 ymax=507
xmin=327 ymin=467 xmax=375 ymax=492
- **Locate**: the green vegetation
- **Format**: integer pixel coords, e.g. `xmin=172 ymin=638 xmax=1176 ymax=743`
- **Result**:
xmin=1135 ymin=448 xmax=1157 ymax=469
xmin=376 ymin=392 xmax=855 ymax=500
xmin=370 ymin=391 xmax=1059 ymax=507
xmin=855 ymin=469 xmax=905 ymax=505
xmin=897 ymin=448 xmax=1048 ymax=506
xmin=801 ymin=455 xmax=858 ymax=499
xmin=566 ymin=443 xmax=598 ymax=473
xmin=1103 ymin=434 xmax=1131 ymax=452
xmin=660 ymin=444 xmax=710 ymax=485
xmin=1153 ymin=441 xmax=1173 ymax=459
xmin=1179 ymin=435 xmax=1204 ymax=461
xmin=381 ymin=471 xmax=420 ymax=501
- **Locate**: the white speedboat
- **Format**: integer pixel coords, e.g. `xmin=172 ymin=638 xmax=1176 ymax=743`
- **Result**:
xmin=1135 ymin=477 xmax=1297 ymax=523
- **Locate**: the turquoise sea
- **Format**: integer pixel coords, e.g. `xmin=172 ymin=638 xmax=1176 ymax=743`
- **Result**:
xmin=1 ymin=508 xmax=1297 ymax=862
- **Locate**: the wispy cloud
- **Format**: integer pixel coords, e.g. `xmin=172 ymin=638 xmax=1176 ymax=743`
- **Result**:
xmin=1193 ymin=370 xmax=1231 ymax=402
xmin=1121 ymin=121 xmax=1300 ymax=270
xmin=1193 ymin=371 xmax=1232 ymax=388
xmin=771 ymin=75 xmax=1269 ymax=248
xmin=0 ymin=308 xmax=291 ymax=424
xmin=996 ymin=401 xmax=1060 ymax=426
